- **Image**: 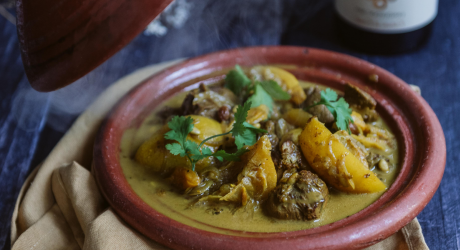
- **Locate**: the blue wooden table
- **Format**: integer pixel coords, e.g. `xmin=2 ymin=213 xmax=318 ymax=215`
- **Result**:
xmin=1 ymin=1 xmax=458 ymax=249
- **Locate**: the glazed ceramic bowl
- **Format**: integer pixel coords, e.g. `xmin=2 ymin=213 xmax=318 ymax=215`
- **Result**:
xmin=93 ymin=46 xmax=446 ymax=250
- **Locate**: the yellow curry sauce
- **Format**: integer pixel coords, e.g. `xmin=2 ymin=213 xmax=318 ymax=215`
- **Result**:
xmin=118 ymin=79 xmax=399 ymax=234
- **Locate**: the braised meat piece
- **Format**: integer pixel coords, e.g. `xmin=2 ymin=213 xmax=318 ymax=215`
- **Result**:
xmin=274 ymin=118 xmax=294 ymax=139
xmin=279 ymin=140 xmax=309 ymax=171
xmin=304 ymin=86 xmax=335 ymax=124
xmin=155 ymin=106 xmax=181 ymax=123
xmin=217 ymin=106 xmax=231 ymax=121
xmin=366 ymin=152 xmax=392 ymax=170
xmin=344 ymin=83 xmax=376 ymax=109
xmin=265 ymin=170 xmax=329 ymax=221
xmin=181 ymin=93 xmax=196 ymax=115
xmin=181 ymin=83 xmax=236 ymax=119
xmin=344 ymin=83 xmax=378 ymax=122
xmin=273 ymin=140 xmax=310 ymax=183
xmin=356 ymin=107 xmax=379 ymax=122
xmin=262 ymin=120 xmax=279 ymax=150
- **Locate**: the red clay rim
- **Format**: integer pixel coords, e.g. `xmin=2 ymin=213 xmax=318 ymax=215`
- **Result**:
xmin=93 ymin=46 xmax=446 ymax=250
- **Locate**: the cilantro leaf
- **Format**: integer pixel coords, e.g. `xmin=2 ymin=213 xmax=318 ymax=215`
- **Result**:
xmin=332 ymin=97 xmax=354 ymax=133
xmin=185 ymin=140 xmax=203 ymax=161
xmin=231 ymin=102 xmax=267 ymax=149
xmin=213 ymin=147 xmax=249 ymax=162
xmin=165 ymin=116 xmax=194 ymax=145
xmin=225 ymin=65 xmax=251 ymax=96
xmin=232 ymin=103 xmax=252 ymax=149
xmin=307 ymin=88 xmax=354 ymax=134
xmin=165 ymin=143 xmax=186 ymax=156
xmin=321 ymin=88 xmax=338 ymax=103
xmin=164 ymin=95 xmax=268 ymax=172
xmin=232 ymin=101 xmax=252 ymax=135
xmin=201 ymin=147 xmax=214 ymax=156
xmin=259 ymin=80 xmax=291 ymax=100
xmin=234 ymin=129 xmax=257 ymax=149
xmin=246 ymin=84 xmax=273 ymax=111
xmin=243 ymin=121 xmax=268 ymax=134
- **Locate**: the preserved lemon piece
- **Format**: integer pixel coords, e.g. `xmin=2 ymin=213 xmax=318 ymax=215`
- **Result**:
xmin=246 ymin=104 xmax=269 ymax=128
xmin=222 ymin=105 xmax=269 ymax=146
xmin=279 ymin=128 xmax=303 ymax=147
xmin=134 ymin=125 xmax=187 ymax=174
xmin=351 ymin=111 xmax=367 ymax=132
xmin=250 ymin=66 xmax=306 ymax=105
xmin=351 ymin=135 xmax=388 ymax=151
xmin=135 ymin=116 xmax=223 ymax=173
xmin=187 ymin=115 xmax=224 ymax=146
xmin=283 ymin=108 xmax=312 ymax=128
xmin=299 ymin=117 xmax=386 ymax=193
xmin=220 ymin=135 xmax=277 ymax=205
xmin=169 ymin=167 xmax=201 ymax=190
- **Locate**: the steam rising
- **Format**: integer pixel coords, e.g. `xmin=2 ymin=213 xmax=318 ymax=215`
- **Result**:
xmin=145 ymin=0 xmax=193 ymax=37
xmin=11 ymin=0 xmax=332 ymax=133
xmin=12 ymin=63 xmax=114 ymax=133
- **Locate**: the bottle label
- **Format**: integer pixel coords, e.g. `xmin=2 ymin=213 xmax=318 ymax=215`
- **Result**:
xmin=335 ymin=0 xmax=438 ymax=34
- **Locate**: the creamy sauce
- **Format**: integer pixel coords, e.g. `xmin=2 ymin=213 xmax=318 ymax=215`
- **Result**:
xmin=119 ymin=81 xmax=399 ymax=233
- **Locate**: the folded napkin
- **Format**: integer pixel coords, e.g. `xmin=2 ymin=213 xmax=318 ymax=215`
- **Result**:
xmin=10 ymin=60 xmax=429 ymax=250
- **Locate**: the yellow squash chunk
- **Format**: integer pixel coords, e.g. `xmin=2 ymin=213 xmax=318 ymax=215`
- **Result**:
xmin=351 ymin=111 xmax=367 ymax=132
xmin=246 ymin=104 xmax=269 ymax=128
xmin=219 ymin=184 xmax=249 ymax=206
xmin=135 ymin=125 xmax=189 ymax=173
xmin=221 ymin=135 xmax=277 ymax=204
xmin=251 ymin=66 xmax=306 ymax=105
xmin=283 ymin=108 xmax=312 ymax=128
xmin=351 ymin=134 xmax=388 ymax=151
xmin=222 ymin=105 xmax=269 ymax=145
xmin=299 ymin=117 xmax=386 ymax=193
xmin=279 ymin=128 xmax=303 ymax=147
xmin=135 ymin=116 xmax=223 ymax=173
xmin=169 ymin=167 xmax=201 ymax=190
xmin=368 ymin=125 xmax=393 ymax=140
xmin=187 ymin=115 xmax=224 ymax=146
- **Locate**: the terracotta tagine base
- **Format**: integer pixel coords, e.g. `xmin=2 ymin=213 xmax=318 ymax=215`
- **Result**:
xmin=93 ymin=46 xmax=446 ymax=250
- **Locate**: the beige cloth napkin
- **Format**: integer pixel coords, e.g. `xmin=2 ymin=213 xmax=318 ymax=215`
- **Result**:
xmin=10 ymin=60 xmax=429 ymax=250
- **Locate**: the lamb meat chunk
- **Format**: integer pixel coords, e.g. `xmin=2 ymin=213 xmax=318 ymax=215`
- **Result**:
xmin=271 ymin=150 xmax=283 ymax=181
xmin=366 ymin=152 xmax=392 ymax=170
xmin=217 ymin=105 xmax=231 ymax=122
xmin=155 ymin=106 xmax=181 ymax=123
xmin=214 ymin=87 xmax=239 ymax=104
xmin=274 ymin=118 xmax=294 ymax=139
xmin=181 ymin=93 xmax=196 ymax=115
xmin=279 ymin=140 xmax=309 ymax=171
xmin=193 ymin=91 xmax=235 ymax=118
xmin=354 ymin=107 xmax=379 ymax=122
xmin=265 ymin=170 xmax=329 ymax=221
xmin=344 ymin=83 xmax=377 ymax=110
xmin=274 ymin=140 xmax=310 ymax=182
xmin=262 ymin=120 xmax=279 ymax=150
xmin=180 ymin=84 xmax=236 ymax=119
xmin=303 ymin=86 xmax=315 ymax=98
xmin=304 ymin=86 xmax=335 ymax=124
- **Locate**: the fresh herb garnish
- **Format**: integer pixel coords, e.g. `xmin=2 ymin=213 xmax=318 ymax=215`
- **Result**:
xmin=307 ymin=88 xmax=354 ymax=134
xmin=224 ymin=65 xmax=291 ymax=112
xmin=259 ymin=80 xmax=291 ymax=100
xmin=165 ymin=101 xmax=267 ymax=171
xmin=224 ymin=65 xmax=252 ymax=96
xmin=246 ymin=84 xmax=274 ymax=111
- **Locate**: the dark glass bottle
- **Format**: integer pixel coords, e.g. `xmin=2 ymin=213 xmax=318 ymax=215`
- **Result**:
xmin=335 ymin=0 xmax=438 ymax=54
